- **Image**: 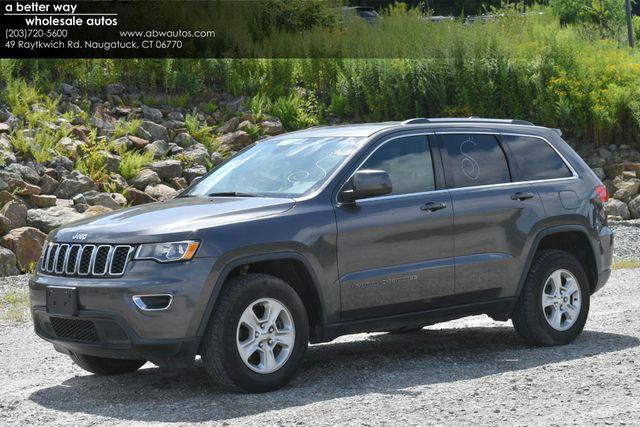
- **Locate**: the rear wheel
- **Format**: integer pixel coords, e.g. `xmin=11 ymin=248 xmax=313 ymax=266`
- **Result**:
xmin=512 ymin=249 xmax=590 ymax=346
xmin=201 ymin=274 xmax=309 ymax=393
xmin=69 ymin=353 xmax=146 ymax=375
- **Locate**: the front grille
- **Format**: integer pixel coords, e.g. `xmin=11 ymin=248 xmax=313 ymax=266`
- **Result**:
xmin=41 ymin=243 xmax=134 ymax=277
xmin=50 ymin=317 xmax=100 ymax=342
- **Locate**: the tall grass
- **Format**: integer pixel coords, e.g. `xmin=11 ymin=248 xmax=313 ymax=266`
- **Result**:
xmin=1 ymin=4 xmax=640 ymax=146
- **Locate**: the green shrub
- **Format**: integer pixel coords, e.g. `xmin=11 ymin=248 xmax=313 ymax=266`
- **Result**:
xmin=118 ymin=149 xmax=155 ymax=180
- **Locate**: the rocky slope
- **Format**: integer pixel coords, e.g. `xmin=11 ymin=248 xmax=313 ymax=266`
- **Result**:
xmin=0 ymin=82 xmax=283 ymax=275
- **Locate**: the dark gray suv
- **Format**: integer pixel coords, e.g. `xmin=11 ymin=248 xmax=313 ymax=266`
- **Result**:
xmin=30 ymin=118 xmax=613 ymax=392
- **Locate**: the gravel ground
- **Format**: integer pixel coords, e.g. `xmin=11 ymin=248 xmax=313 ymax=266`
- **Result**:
xmin=1 ymin=268 xmax=639 ymax=426
xmin=611 ymin=222 xmax=640 ymax=260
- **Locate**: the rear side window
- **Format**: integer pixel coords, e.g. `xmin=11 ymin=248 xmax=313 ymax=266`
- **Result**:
xmin=441 ymin=134 xmax=511 ymax=188
xmin=502 ymin=135 xmax=572 ymax=181
xmin=361 ymin=135 xmax=435 ymax=195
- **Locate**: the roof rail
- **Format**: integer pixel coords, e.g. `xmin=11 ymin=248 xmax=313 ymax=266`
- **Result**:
xmin=402 ymin=117 xmax=535 ymax=126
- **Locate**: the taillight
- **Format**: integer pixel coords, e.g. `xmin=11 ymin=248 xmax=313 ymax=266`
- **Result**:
xmin=595 ymin=185 xmax=608 ymax=203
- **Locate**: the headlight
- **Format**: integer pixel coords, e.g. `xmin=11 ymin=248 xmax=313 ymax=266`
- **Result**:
xmin=135 ymin=240 xmax=200 ymax=263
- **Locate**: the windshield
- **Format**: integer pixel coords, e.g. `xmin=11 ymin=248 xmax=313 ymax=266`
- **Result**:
xmin=184 ymin=136 xmax=366 ymax=198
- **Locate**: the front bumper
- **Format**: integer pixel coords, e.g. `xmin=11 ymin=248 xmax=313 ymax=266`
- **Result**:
xmin=29 ymin=257 xmax=216 ymax=366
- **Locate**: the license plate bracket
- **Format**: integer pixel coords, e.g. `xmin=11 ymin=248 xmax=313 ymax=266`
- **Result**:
xmin=46 ymin=286 xmax=78 ymax=316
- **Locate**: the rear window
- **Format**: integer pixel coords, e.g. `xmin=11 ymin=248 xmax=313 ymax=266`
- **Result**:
xmin=502 ymin=135 xmax=572 ymax=181
xmin=442 ymin=134 xmax=511 ymax=188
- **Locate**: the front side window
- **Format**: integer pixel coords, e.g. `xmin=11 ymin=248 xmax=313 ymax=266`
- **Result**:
xmin=184 ymin=136 xmax=366 ymax=198
xmin=501 ymin=135 xmax=572 ymax=181
xmin=442 ymin=134 xmax=511 ymax=188
xmin=360 ymin=135 xmax=435 ymax=196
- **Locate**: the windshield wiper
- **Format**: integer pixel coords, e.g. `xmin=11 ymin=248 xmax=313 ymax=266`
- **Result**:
xmin=207 ymin=192 xmax=258 ymax=197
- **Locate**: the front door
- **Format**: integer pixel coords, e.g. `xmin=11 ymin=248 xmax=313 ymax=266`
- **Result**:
xmin=334 ymin=134 xmax=454 ymax=320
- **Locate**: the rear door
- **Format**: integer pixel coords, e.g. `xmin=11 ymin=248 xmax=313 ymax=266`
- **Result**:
xmin=437 ymin=131 xmax=546 ymax=300
xmin=335 ymin=133 xmax=454 ymax=320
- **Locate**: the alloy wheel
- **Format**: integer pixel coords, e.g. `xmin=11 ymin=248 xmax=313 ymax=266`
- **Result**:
xmin=541 ymin=269 xmax=581 ymax=332
xmin=236 ymin=298 xmax=295 ymax=374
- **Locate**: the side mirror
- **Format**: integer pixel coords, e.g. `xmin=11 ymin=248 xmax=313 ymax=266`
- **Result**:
xmin=340 ymin=169 xmax=392 ymax=203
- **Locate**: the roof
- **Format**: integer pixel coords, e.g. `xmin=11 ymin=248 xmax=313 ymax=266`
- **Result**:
xmin=283 ymin=118 xmax=554 ymax=139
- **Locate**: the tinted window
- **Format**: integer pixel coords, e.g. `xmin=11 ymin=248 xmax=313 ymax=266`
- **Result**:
xmin=361 ymin=135 xmax=435 ymax=195
xmin=502 ymin=135 xmax=572 ymax=181
xmin=442 ymin=134 xmax=511 ymax=188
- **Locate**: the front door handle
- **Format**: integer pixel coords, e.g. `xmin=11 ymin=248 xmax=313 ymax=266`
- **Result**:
xmin=511 ymin=192 xmax=535 ymax=201
xmin=420 ymin=201 xmax=447 ymax=212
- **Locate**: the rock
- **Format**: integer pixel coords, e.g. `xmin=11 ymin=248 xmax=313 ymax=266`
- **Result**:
xmin=54 ymin=171 xmax=96 ymax=199
xmin=140 ymin=120 xmax=168 ymax=142
xmin=29 ymin=194 xmax=57 ymax=208
xmin=27 ymin=206 xmax=86 ymax=233
xmin=111 ymin=136 xmax=133 ymax=151
xmin=84 ymin=205 xmax=113 ymax=216
xmin=6 ymin=163 xmax=40 ymax=185
xmin=123 ymin=187 xmax=156 ymax=205
xmin=58 ymin=136 xmax=84 ymax=157
xmin=612 ymin=178 xmax=640 ymax=202
xmin=218 ymin=116 xmax=243 ymax=134
xmin=183 ymin=165 xmax=207 ymax=183
xmin=0 ymin=191 xmax=22 ymax=208
xmin=141 ymin=105 xmax=163 ymax=123
xmin=60 ymin=83 xmax=78 ymax=96
xmin=82 ymin=190 xmax=121 ymax=210
xmin=163 ymin=120 xmax=186 ymax=129
xmin=111 ymin=193 xmax=127 ymax=206
xmin=74 ymin=203 xmax=89 ymax=213
xmin=15 ymin=183 xmax=41 ymax=196
xmin=225 ymin=96 xmax=246 ymax=112
xmin=0 ymin=123 xmax=10 ymax=134
xmin=218 ymin=130 xmax=252 ymax=151
xmin=109 ymin=174 xmax=128 ymax=191
xmin=0 ymin=227 xmax=47 ymax=271
xmin=622 ymin=171 xmax=637 ymax=180
xmin=0 ymin=247 xmax=19 ymax=276
xmin=130 ymin=169 xmax=161 ymax=190
xmin=145 ymin=184 xmax=176 ymax=201
xmin=0 ymin=201 xmax=27 ymax=233
xmin=237 ymin=120 xmax=254 ymax=132
xmin=604 ymin=199 xmax=630 ymax=220
xmin=168 ymin=177 xmax=188 ymax=190
xmin=39 ymin=174 xmax=59 ymax=195
xmin=127 ymin=135 xmax=149 ymax=150
xmin=106 ymin=83 xmax=126 ymax=95
xmin=135 ymin=126 xmax=153 ymax=141
xmin=174 ymin=132 xmax=197 ymax=147
xmin=210 ymin=152 xmax=224 ymax=167
xmin=260 ymin=118 xmax=284 ymax=136
xmin=604 ymin=163 xmax=640 ymax=179
xmin=72 ymin=193 xmax=86 ymax=206
xmin=55 ymin=198 xmax=74 ymax=208
xmin=629 ymin=195 xmax=640 ymax=219
xmin=167 ymin=111 xmax=185 ymax=121
xmin=90 ymin=116 xmax=115 ymax=132
xmin=145 ymin=139 xmax=170 ymax=158
xmin=100 ymin=150 xmax=121 ymax=173
xmin=47 ymin=155 xmax=74 ymax=171
xmin=148 ymin=159 xmax=182 ymax=179
xmin=182 ymin=143 xmax=209 ymax=166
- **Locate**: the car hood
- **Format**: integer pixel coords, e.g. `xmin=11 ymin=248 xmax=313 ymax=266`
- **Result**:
xmin=52 ymin=196 xmax=296 ymax=244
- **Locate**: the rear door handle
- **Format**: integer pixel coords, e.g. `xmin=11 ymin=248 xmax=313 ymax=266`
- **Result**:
xmin=420 ymin=202 xmax=447 ymax=212
xmin=511 ymin=192 xmax=535 ymax=201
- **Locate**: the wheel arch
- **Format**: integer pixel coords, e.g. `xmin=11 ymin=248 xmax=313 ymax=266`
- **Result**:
xmin=195 ymin=252 xmax=326 ymax=344
xmin=517 ymin=225 xmax=600 ymax=296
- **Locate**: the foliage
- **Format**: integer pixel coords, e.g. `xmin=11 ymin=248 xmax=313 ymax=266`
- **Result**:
xmin=118 ymin=149 xmax=155 ymax=180
xmin=113 ymin=119 xmax=142 ymax=138
xmin=1 ymin=289 xmax=30 ymax=323
xmin=75 ymin=129 xmax=111 ymax=184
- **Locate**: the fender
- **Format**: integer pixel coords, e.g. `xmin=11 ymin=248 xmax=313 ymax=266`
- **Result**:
xmin=194 ymin=251 xmax=326 ymax=340
xmin=514 ymin=224 xmax=600 ymax=297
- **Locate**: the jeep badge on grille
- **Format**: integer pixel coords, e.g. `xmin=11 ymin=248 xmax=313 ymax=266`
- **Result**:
xmin=72 ymin=233 xmax=88 ymax=241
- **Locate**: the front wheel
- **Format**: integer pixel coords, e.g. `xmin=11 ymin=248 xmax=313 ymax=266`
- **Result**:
xmin=512 ymin=249 xmax=590 ymax=346
xmin=200 ymin=274 xmax=309 ymax=393
xmin=69 ymin=353 xmax=146 ymax=375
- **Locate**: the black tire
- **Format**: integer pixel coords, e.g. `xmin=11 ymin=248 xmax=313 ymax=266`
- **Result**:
xmin=201 ymin=273 xmax=309 ymax=393
xmin=69 ymin=353 xmax=146 ymax=375
xmin=512 ymin=249 xmax=590 ymax=346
